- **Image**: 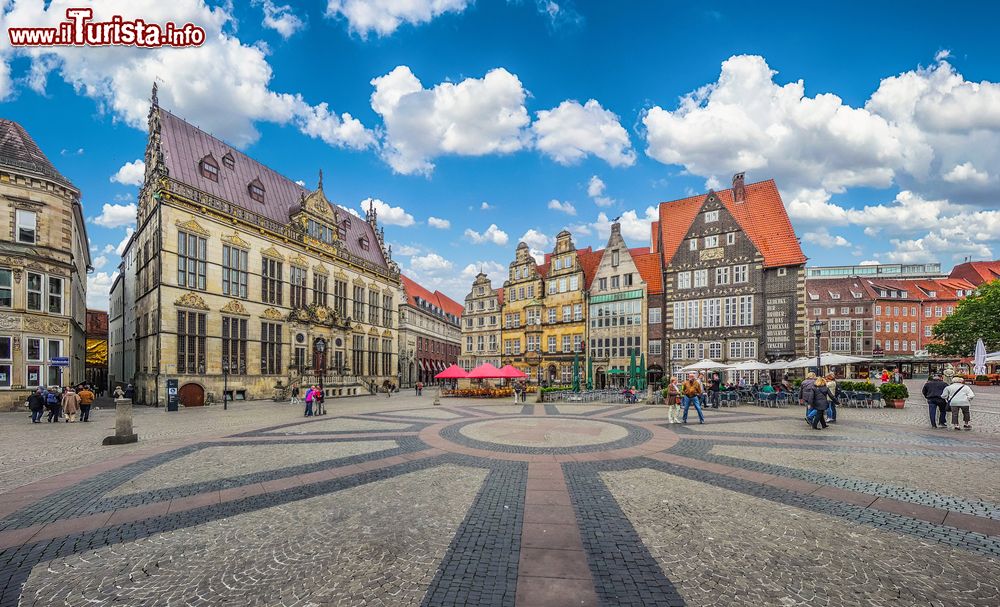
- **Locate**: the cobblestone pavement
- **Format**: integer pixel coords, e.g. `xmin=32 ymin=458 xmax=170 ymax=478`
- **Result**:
xmin=0 ymin=395 xmax=998 ymax=606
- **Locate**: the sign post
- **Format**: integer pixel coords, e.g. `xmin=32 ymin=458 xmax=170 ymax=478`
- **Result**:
xmin=166 ymin=379 xmax=179 ymax=412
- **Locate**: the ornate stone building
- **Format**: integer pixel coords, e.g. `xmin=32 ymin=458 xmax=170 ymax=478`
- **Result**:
xmin=0 ymin=119 xmax=90 ymax=410
xmin=653 ymin=174 xmax=807 ymax=377
xmin=501 ymin=242 xmax=545 ymax=380
xmin=458 ymin=271 xmax=503 ymax=371
xmin=398 ymin=275 xmax=462 ymax=387
xmin=536 ymin=231 xmax=590 ymax=385
xmin=121 ymin=88 xmax=400 ymax=407
xmin=587 ymin=222 xmax=647 ymax=388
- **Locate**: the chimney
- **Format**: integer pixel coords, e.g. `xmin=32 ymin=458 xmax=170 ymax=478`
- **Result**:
xmin=732 ymin=172 xmax=746 ymax=203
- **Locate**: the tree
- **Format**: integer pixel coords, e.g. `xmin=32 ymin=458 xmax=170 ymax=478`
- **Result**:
xmin=927 ymin=280 xmax=1000 ymax=356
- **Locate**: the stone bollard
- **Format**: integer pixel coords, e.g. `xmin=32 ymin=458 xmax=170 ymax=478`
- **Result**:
xmin=102 ymin=398 xmax=138 ymax=445
xmin=433 ymin=387 xmax=441 ymax=406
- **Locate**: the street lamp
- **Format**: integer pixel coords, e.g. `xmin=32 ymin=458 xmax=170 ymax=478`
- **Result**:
xmin=221 ymin=356 xmax=229 ymax=410
xmin=810 ymin=319 xmax=824 ymax=373
xmin=314 ymin=337 xmax=327 ymax=415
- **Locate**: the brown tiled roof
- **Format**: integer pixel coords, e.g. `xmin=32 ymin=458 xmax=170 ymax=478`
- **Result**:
xmin=655 ymin=179 xmax=806 ymax=268
xmin=158 ymin=108 xmax=387 ymax=269
xmin=805 ymin=277 xmax=872 ymax=305
xmin=401 ymin=274 xmax=464 ymax=319
xmin=949 ymin=261 xmax=1000 ymax=285
xmin=495 ymin=287 xmax=504 ymax=305
xmin=0 ymin=119 xmax=76 ymax=190
xmin=633 ymin=251 xmax=663 ymax=295
xmin=577 ymin=248 xmax=604 ymax=289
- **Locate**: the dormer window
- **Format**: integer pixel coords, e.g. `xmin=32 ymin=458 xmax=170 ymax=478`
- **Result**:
xmin=248 ymin=179 xmax=265 ymax=203
xmin=222 ymin=152 xmax=235 ymax=170
xmin=199 ymin=154 xmax=219 ymax=182
xmin=359 ymin=236 xmax=370 ymax=251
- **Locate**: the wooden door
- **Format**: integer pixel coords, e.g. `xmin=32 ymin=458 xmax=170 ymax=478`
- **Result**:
xmin=179 ymin=383 xmax=204 ymax=407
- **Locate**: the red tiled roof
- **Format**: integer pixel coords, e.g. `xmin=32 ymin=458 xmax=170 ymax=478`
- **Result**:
xmin=654 ymin=179 xmax=806 ymax=268
xmin=805 ymin=277 xmax=872 ymax=304
xmin=632 ymin=251 xmax=663 ymax=294
xmin=495 ymin=287 xmax=505 ymax=305
xmin=401 ymin=275 xmax=464 ymax=319
xmin=949 ymin=261 xmax=1000 ymax=286
xmin=577 ymin=248 xmax=604 ymax=290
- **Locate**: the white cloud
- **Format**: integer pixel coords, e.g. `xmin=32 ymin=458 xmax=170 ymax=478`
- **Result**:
xmin=802 ymin=228 xmax=851 ymax=249
xmin=427 ymin=216 xmax=451 ymax=229
xmin=943 ymin=162 xmax=990 ymax=186
xmin=481 ymin=201 xmax=494 ymax=210
xmin=102 ymin=244 xmax=115 ymax=254
xmin=256 ymin=0 xmax=306 ymax=38
xmin=295 ymin=180 xmax=306 ymax=186
xmin=110 ymin=159 xmax=145 ymax=186
xmin=326 ymin=0 xmax=470 ymax=37
xmin=0 ymin=1 xmax=374 ymax=152
xmin=586 ymin=175 xmax=615 ymax=207
xmin=885 ymin=233 xmax=992 ymax=264
xmin=394 ymin=244 xmax=421 ymax=256
xmin=370 ymin=65 xmax=530 ymax=174
xmin=547 ymin=199 xmax=576 ymax=215
xmin=410 ymin=252 xmax=453 ymax=273
xmin=86 ymin=271 xmax=118 ymax=310
xmin=92 ymin=255 xmax=108 ymax=270
xmin=591 ymin=207 xmax=658 ymax=242
xmin=859 ymin=260 xmax=880 ymax=266
xmin=91 ymin=203 xmax=137 ymax=228
xmin=642 ymin=54 xmax=1000 ymax=207
xmin=519 ymin=229 xmax=551 ymax=250
xmin=460 ymin=261 xmax=507 ymax=285
xmin=465 ymin=224 xmax=509 ymax=246
xmin=360 ymin=198 xmax=415 ymax=227
xmin=532 ymin=99 xmax=635 ymax=166
xmin=115 ymin=228 xmax=135 ymax=256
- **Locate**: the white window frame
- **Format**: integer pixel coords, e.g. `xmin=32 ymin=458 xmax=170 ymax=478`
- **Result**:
xmin=704 ymin=210 xmax=719 ymax=223
xmin=689 ymin=239 xmax=697 ymax=251
xmin=693 ymin=270 xmax=708 ymax=288
xmin=16 ymin=209 xmax=37 ymax=244
xmin=704 ymin=235 xmax=719 ymax=248
xmin=677 ymin=272 xmax=691 ymax=289
xmin=726 ymin=232 xmax=735 ymax=245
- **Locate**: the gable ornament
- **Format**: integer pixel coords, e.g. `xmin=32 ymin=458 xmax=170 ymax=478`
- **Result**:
xmin=220 ymin=300 xmax=249 ymax=316
xmin=262 ymin=307 xmax=284 ymax=320
xmin=174 ymin=292 xmax=209 ymax=310
xmin=221 ymin=230 xmax=251 ymax=249
xmin=175 ymin=219 xmax=211 ymax=236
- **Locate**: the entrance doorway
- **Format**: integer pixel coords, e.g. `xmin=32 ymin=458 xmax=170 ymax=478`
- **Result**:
xmin=179 ymin=383 xmax=205 ymax=407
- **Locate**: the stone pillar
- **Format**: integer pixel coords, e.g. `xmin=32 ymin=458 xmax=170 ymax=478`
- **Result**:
xmin=102 ymin=398 xmax=139 ymax=445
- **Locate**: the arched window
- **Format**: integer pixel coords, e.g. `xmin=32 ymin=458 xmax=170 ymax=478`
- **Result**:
xmin=199 ymin=154 xmax=219 ymax=182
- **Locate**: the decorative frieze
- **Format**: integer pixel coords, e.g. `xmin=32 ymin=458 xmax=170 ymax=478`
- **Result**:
xmin=174 ymin=292 xmax=209 ymax=310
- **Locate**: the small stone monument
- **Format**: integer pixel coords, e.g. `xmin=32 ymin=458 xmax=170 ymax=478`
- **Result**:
xmin=102 ymin=398 xmax=138 ymax=445
xmin=433 ymin=386 xmax=441 ymax=406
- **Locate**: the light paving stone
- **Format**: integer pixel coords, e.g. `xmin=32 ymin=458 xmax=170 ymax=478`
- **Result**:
xmin=107 ymin=441 xmax=398 ymax=497
xmin=19 ymin=464 xmax=488 ymax=607
xmin=601 ymin=467 xmax=1000 ymax=607
xmin=459 ymin=417 xmax=629 ymax=448
xmin=265 ymin=418 xmax=412 ymax=434
xmin=379 ymin=408 xmax=462 ymax=420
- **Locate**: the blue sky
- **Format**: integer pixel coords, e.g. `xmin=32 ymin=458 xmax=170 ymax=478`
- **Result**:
xmin=2 ymin=0 xmax=999 ymax=308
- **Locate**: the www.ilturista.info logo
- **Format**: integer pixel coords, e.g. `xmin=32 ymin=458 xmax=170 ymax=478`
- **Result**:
xmin=8 ymin=8 xmax=206 ymax=48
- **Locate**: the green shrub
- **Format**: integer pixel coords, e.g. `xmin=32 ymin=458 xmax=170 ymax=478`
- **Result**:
xmin=838 ymin=380 xmax=877 ymax=393
xmin=976 ymin=375 xmax=989 ymax=382
xmin=793 ymin=378 xmax=803 ymax=389
xmin=540 ymin=385 xmax=572 ymax=393
xmin=879 ymin=382 xmax=909 ymax=401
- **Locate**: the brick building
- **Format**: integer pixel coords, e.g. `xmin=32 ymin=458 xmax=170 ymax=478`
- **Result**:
xmin=805 ymin=278 xmax=873 ymax=356
xmin=865 ymin=277 xmax=975 ymax=357
xmin=399 ymin=275 xmax=462 ymax=386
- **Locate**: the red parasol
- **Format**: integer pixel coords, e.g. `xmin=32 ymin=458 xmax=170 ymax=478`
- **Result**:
xmin=497 ymin=364 xmax=528 ymax=379
xmin=466 ymin=363 xmax=504 ymax=379
xmin=435 ymin=364 xmax=469 ymax=379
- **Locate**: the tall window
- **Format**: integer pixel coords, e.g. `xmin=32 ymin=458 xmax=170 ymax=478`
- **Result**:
xmin=261 ymin=257 xmax=283 ymax=305
xmin=261 ymin=322 xmax=282 ymax=374
xmin=352 ymin=334 xmax=365 ymax=375
xmin=694 ymin=270 xmax=708 ymax=288
xmin=677 ymin=272 xmax=691 ymax=289
xmin=368 ymin=337 xmax=379 ymax=376
xmin=290 ymin=266 xmax=307 ymax=308
xmin=177 ymin=310 xmax=206 ymax=374
xmin=334 ymin=279 xmax=347 ymax=317
xmin=313 ymin=274 xmax=328 ymax=307
xmin=222 ymin=245 xmax=248 ymax=298
xmin=368 ymin=290 xmax=379 ymax=324
xmin=382 ymin=338 xmax=392 ymax=376
xmin=715 ymin=267 xmax=730 ymax=286
xmin=738 ymin=295 xmax=754 ymax=326
xmin=0 ymin=269 xmax=10 ymax=307
xmin=307 ymin=220 xmax=334 ymax=244
xmin=0 ymin=335 xmax=10 ymax=388
xmin=733 ymin=265 xmax=748 ymax=283
xmin=177 ymin=232 xmax=207 ymax=290
xmin=16 ymin=210 xmax=36 ymax=244
xmin=221 ymin=316 xmax=247 ymax=374
xmin=353 ymin=286 xmax=365 ymax=320
xmin=26 ymin=272 xmax=42 ymax=311
xmin=382 ymin=294 xmax=393 ymax=327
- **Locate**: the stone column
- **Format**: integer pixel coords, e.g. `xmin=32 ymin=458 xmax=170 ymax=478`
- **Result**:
xmin=102 ymin=398 xmax=138 ymax=445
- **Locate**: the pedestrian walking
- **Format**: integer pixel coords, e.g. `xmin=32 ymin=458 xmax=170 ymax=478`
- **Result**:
xmin=27 ymin=388 xmax=45 ymax=423
xmin=304 ymin=385 xmax=314 ymax=417
xmin=824 ymin=373 xmax=838 ymax=423
xmin=77 ymin=385 xmax=95 ymax=422
xmin=921 ymin=374 xmax=949 ymax=429
xmin=681 ymin=373 xmax=705 ymax=424
xmin=45 ymin=387 xmax=61 ymax=422
xmin=290 ymin=385 xmax=300 ymax=406
xmin=124 ymin=383 xmax=134 ymax=401
xmin=803 ymin=377 xmax=834 ymax=430
xmin=709 ymin=373 xmax=722 ymax=409
xmin=315 ymin=387 xmax=326 ymax=415
xmin=666 ymin=377 xmax=681 ymax=424
xmin=942 ymin=376 xmax=974 ymax=431
xmin=62 ymin=387 xmax=81 ymax=423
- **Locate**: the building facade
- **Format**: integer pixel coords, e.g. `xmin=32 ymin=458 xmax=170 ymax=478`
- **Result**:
xmin=0 ymin=119 xmax=90 ymax=410
xmin=537 ymin=231 xmax=588 ymax=385
xmin=121 ymin=89 xmax=400 ymax=407
xmin=587 ymin=223 xmax=646 ymax=388
xmin=501 ymin=242 xmax=545 ymax=380
xmin=85 ymin=309 xmax=108 ymax=391
xmin=108 ymin=238 xmax=137 ymax=391
xmin=398 ymin=275 xmax=462 ymax=386
xmin=866 ymin=278 xmax=974 ymax=357
xmin=806 ymin=262 xmax=944 ymax=280
xmin=805 ymin=277 xmax=874 ymax=356
xmin=459 ymin=271 xmax=503 ymax=371
xmin=655 ymin=174 xmax=807 ymax=377
xmin=949 ymin=261 xmax=1000 ymax=286
xmin=633 ymin=250 xmax=663 ymax=386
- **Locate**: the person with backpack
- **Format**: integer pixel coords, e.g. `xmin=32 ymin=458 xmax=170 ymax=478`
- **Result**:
xmin=921 ymin=374 xmax=949 ymax=429
xmin=802 ymin=377 xmax=835 ymax=430
xmin=62 ymin=387 xmax=81 ymax=423
xmin=942 ymin=376 xmax=975 ymax=431
xmin=45 ymin=387 xmax=61 ymax=422
xmin=77 ymin=385 xmax=95 ymax=422
xmin=27 ymin=388 xmax=46 ymax=423
xmin=681 ymin=373 xmax=705 ymax=424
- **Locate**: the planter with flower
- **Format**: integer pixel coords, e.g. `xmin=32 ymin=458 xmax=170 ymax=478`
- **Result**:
xmin=879 ymin=383 xmax=909 ymax=408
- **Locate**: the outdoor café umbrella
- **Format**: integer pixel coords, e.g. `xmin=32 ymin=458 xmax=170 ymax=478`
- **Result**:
xmin=784 ymin=356 xmax=819 ymax=369
xmin=572 ymin=350 xmax=581 ymax=392
xmin=587 ymin=355 xmax=593 ymax=390
xmin=818 ymin=353 xmax=869 ymax=365
xmin=628 ymin=350 xmax=638 ymax=388
xmin=497 ymin=365 xmax=527 ymax=379
xmin=435 ymin=364 xmax=469 ymax=380
xmin=639 ymin=353 xmax=646 ymax=390
xmin=728 ymin=360 xmax=770 ymax=371
xmin=974 ymin=339 xmax=988 ymax=376
xmin=467 ymin=363 xmax=504 ymax=379
xmin=680 ymin=359 xmax=731 ymax=372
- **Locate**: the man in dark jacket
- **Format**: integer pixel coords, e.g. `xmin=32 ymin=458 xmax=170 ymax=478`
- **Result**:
xmin=27 ymin=388 xmax=46 ymax=423
xmin=922 ymin=374 xmax=949 ymax=428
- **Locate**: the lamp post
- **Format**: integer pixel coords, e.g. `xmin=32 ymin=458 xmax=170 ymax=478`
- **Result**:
xmin=314 ymin=337 xmax=327 ymax=414
xmin=810 ymin=319 xmax=824 ymax=373
xmin=222 ymin=357 xmax=229 ymax=411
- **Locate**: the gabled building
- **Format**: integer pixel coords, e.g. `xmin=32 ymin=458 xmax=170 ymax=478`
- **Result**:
xmin=653 ymin=174 xmax=807 ymax=377
xmin=398 ymin=275 xmax=462 ymax=386
xmin=805 ymin=277 xmax=874 ymax=356
xmin=633 ymin=249 xmax=664 ymax=386
xmin=537 ymin=231 xmax=589 ymax=385
xmin=501 ymin=242 xmax=545 ymax=379
xmin=119 ymin=87 xmax=401 ymax=407
xmin=949 ymin=260 xmax=1000 ymax=286
xmin=459 ymin=272 xmax=503 ymax=371
xmin=586 ymin=222 xmax=647 ymax=388
xmin=0 ymin=119 xmax=90 ymax=409
xmin=864 ymin=277 xmax=975 ymax=357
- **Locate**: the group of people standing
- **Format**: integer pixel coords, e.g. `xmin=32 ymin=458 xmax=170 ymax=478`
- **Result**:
xmin=664 ymin=374 xmax=706 ymax=424
xmin=799 ymin=372 xmax=839 ymax=430
xmin=291 ymin=385 xmax=327 ymax=417
xmin=26 ymin=385 xmax=96 ymax=424
xmin=922 ymin=374 xmax=975 ymax=430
